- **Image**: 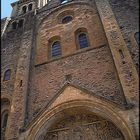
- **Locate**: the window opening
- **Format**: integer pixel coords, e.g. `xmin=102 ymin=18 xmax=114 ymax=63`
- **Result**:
xmin=78 ymin=33 xmax=89 ymax=49
xmin=3 ymin=69 xmax=11 ymax=81
xmin=119 ymin=49 xmax=125 ymax=59
xmin=62 ymin=16 xmax=72 ymax=24
xmin=20 ymin=80 xmax=23 ymax=87
xmin=61 ymin=0 xmax=68 ymax=4
xmin=28 ymin=4 xmax=32 ymax=11
xmin=51 ymin=41 xmax=61 ymax=57
xmin=2 ymin=112 xmax=8 ymax=128
xmin=22 ymin=6 xmax=27 ymax=14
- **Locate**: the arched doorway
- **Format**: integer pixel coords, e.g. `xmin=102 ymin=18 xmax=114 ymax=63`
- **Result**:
xmin=41 ymin=107 xmax=124 ymax=140
xmin=26 ymin=100 xmax=135 ymax=140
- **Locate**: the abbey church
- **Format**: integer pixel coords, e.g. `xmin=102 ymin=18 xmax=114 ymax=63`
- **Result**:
xmin=1 ymin=0 xmax=139 ymax=140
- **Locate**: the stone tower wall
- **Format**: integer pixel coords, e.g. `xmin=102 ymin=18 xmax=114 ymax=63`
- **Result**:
xmin=27 ymin=1 xmax=127 ymax=123
xmin=1 ymin=0 xmax=139 ymax=140
xmin=109 ymin=0 xmax=139 ymax=73
xmin=1 ymin=10 xmax=35 ymax=139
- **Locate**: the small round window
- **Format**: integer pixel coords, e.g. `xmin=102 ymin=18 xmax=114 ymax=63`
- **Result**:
xmin=62 ymin=16 xmax=73 ymax=24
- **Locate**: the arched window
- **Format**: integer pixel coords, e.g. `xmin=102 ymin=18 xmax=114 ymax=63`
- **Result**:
xmin=28 ymin=3 xmax=32 ymax=11
xmin=3 ymin=69 xmax=11 ymax=81
xmin=51 ymin=41 xmax=61 ymax=57
xmin=12 ymin=21 xmax=17 ymax=29
xmin=78 ymin=33 xmax=89 ymax=49
xmin=119 ymin=49 xmax=125 ymax=59
xmin=61 ymin=0 xmax=68 ymax=4
xmin=22 ymin=6 xmax=27 ymax=14
xmin=62 ymin=16 xmax=73 ymax=24
xmin=134 ymin=32 xmax=139 ymax=45
xmin=2 ymin=112 xmax=8 ymax=129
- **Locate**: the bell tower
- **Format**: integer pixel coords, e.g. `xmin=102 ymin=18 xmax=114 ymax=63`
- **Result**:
xmin=11 ymin=0 xmax=37 ymax=17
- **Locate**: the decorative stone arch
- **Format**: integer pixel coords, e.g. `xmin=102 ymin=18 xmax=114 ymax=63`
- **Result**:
xmin=56 ymin=9 xmax=74 ymax=24
xmin=28 ymin=3 xmax=33 ymax=11
xmin=21 ymin=5 xmax=27 ymax=14
xmin=3 ymin=69 xmax=11 ymax=81
xmin=74 ymin=27 xmax=90 ymax=49
xmin=47 ymin=36 xmax=62 ymax=59
xmin=2 ymin=65 xmax=13 ymax=82
xmin=26 ymin=99 xmax=135 ymax=140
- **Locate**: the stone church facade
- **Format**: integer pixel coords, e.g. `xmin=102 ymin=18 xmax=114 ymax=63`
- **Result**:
xmin=1 ymin=0 xmax=139 ymax=140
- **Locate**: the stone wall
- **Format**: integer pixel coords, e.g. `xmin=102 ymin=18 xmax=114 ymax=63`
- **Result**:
xmin=1 ymin=0 xmax=139 ymax=139
xmin=1 ymin=12 xmax=35 ymax=139
xmin=109 ymin=0 xmax=139 ymax=73
xmin=26 ymin=1 xmax=127 ymax=123
xmin=35 ymin=2 xmax=106 ymax=64
xmin=27 ymin=45 xmax=127 ymax=122
xmin=1 ymin=24 xmax=22 ymax=96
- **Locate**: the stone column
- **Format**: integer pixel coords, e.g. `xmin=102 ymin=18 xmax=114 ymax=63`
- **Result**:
xmin=6 ymin=30 xmax=33 ymax=140
xmin=94 ymin=0 xmax=139 ymax=138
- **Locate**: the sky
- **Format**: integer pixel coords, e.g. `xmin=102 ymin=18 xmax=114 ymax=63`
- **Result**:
xmin=1 ymin=0 xmax=17 ymax=18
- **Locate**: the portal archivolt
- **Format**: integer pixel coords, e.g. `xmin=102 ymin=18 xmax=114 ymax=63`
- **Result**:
xmin=42 ymin=107 xmax=125 ymax=140
xmin=26 ymin=100 xmax=135 ymax=140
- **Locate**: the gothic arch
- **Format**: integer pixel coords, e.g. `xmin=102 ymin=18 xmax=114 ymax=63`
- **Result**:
xmin=26 ymin=100 xmax=135 ymax=140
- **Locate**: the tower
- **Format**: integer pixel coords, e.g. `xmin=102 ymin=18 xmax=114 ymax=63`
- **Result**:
xmin=1 ymin=0 xmax=139 ymax=140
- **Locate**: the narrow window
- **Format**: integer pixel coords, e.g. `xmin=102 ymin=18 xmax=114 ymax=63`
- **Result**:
xmin=22 ymin=6 xmax=27 ymax=14
xmin=62 ymin=16 xmax=72 ymax=24
xmin=61 ymin=0 xmax=68 ymax=4
xmin=3 ymin=69 xmax=11 ymax=81
xmin=28 ymin=4 xmax=32 ymax=11
xmin=134 ymin=32 xmax=139 ymax=45
xmin=78 ymin=33 xmax=89 ymax=49
xmin=119 ymin=49 xmax=125 ymax=59
xmin=2 ymin=112 xmax=8 ymax=128
xmin=18 ymin=19 xmax=24 ymax=28
xmin=20 ymin=80 xmax=23 ymax=87
xmin=12 ymin=21 xmax=17 ymax=29
xmin=51 ymin=41 xmax=61 ymax=57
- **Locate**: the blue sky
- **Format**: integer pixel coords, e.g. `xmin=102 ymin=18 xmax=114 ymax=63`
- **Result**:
xmin=1 ymin=0 xmax=17 ymax=18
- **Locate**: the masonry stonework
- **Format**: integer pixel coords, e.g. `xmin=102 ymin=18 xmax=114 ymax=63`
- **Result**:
xmin=1 ymin=0 xmax=139 ymax=140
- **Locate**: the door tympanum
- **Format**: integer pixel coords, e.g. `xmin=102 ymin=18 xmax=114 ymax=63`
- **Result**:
xmin=43 ymin=108 xmax=124 ymax=140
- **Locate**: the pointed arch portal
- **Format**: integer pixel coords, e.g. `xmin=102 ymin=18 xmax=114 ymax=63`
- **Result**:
xmin=26 ymin=100 xmax=135 ymax=140
xmin=22 ymin=85 xmax=136 ymax=140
